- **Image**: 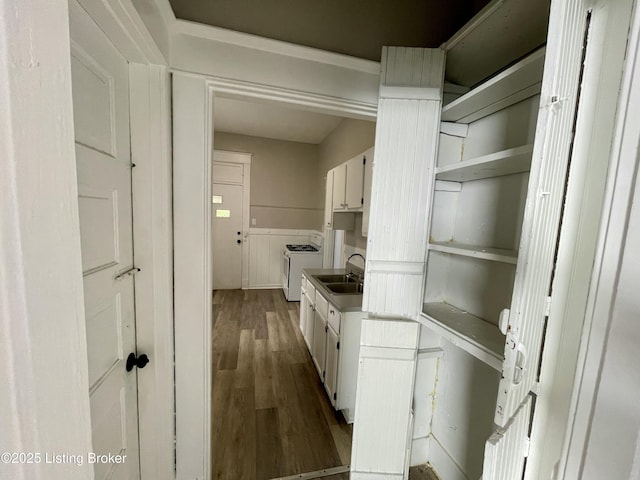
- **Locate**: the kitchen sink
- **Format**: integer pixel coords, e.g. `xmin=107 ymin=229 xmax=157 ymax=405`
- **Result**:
xmin=325 ymin=282 xmax=364 ymax=294
xmin=315 ymin=274 xmax=357 ymax=283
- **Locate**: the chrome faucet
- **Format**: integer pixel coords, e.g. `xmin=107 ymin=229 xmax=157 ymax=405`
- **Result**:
xmin=346 ymin=253 xmax=366 ymax=281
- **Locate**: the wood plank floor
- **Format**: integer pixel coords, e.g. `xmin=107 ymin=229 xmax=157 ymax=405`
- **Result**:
xmin=212 ymin=289 xmax=352 ymax=480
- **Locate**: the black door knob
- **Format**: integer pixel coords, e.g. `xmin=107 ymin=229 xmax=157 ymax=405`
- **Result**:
xmin=126 ymin=352 xmax=149 ymax=372
xmin=237 ymin=239 xmax=242 ymax=244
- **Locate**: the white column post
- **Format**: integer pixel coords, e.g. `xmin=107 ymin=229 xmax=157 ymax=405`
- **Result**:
xmin=351 ymin=47 xmax=445 ymax=479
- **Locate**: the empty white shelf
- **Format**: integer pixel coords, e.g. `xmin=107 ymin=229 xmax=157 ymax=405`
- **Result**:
xmin=419 ymin=302 xmax=505 ymax=371
xmin=441 ymin=47 xmax=545 ymax=124
xmin=436 ymin=144 xmax=533 ymax=182
xmin=429 ymin=242 xmax=518 ymax=264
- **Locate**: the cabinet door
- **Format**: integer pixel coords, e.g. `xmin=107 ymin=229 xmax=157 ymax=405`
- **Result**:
xmin=483 ymin=395 xmax=532 ymax=480
xmin=304 ymin=296 xmax=315 ymax=350
xmin=299 ymin=292 xmax=307 ymax=335
xmin=324 ymin=169 xmax=334 ymax=228
xmin=362 ymin=147 xmax=374 ymax=236
xmin=332 ymin=164 xmax=346 ymax=211
xmin=324 ymin=324 xmax=340 ymax=407
xmin=312 ymin=311 xmax=327 ymax=378
xmin=345 ymin=155 xmax=365 ymax=209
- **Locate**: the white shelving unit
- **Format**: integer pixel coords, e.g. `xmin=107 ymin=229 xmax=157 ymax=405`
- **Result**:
xmin=421 ymin=50 xmax=543 ymax=370
xmin=435 ymin=144 xmax=533 ymax=182
xmin=441 ymin=47 xmax=545 ymax=124
xmin=428 ymin=241 xmax=518 ymax=264
xmin=415 ymin=45 xmax=545 ymax=480
xmin=419 ymin=303 xmax=504 ymax=371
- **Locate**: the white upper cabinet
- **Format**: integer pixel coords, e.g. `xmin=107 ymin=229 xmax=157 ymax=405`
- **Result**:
xmin=332 ymin=163 xmax=347 ymax=211
xmin=325 ymin=147 xmax=373 ymax=232
xmin=345 ymin=155 xmax=365 ymax=209
xmin=324 ymin=169 xmax=334 ymax=229
xmin=332 ymin=153 xmax=365 ymax=212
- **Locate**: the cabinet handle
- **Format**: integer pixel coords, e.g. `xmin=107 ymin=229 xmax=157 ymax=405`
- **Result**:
xmin=330 ymin=309 xmax=334 ymax=314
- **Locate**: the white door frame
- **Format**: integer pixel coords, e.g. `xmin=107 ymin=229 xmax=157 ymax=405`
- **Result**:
xmin=560 ymin=1 xmax=640 ymax=476
xmin=212 ymin=150 xmax=252 ymax=289
xmin=0 ymin=1 xmax=174 ymax=479
xmin=172 ymin=70 xmax=377 ymax=479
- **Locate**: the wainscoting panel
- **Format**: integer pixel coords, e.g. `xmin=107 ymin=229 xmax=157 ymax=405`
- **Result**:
xmin=247 ymin=229 xmax=320 ymax=289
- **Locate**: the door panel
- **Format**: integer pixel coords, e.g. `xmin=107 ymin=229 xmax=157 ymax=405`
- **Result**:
xmin=332 ymin=164 xmax=346 ymax=210
xmin=324 ymin=325 xmax=339 ymax=406
xmin=312 ymin=312 xmax=327 ymax=378
xmin=70 ymin=1 xmax=140 ymax=478
xmin=345 ymin=155 xmax=364 ymax=209
xmin=484 ymin=395 xmax=532 ymax=480
xmin=494 ymin=6 xmax=591 ymax=428
xmin=211 ymin=182 xmax=243 ymax=289
xmin=76 ymin=142 xmax=133 ymax=271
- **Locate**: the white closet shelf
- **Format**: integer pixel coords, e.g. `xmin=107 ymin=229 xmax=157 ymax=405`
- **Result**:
xmin=429 ymin=242 xmax=518 ymax=264
xmin=436 ymin=144 xmax=533 ymax=182
xmin=419 ymin=302 xmax=504 ymax=371
xmin=441 ymin=47 xmax=545 ymax=124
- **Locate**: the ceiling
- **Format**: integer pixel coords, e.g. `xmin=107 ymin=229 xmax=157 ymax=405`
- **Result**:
xmin=168 ymin=0 xmax=491 ymax=62
xmin=213 ymin=97 xmax=346 ymax=144
xmin=174 ymin=0 xmax=548 ymax=143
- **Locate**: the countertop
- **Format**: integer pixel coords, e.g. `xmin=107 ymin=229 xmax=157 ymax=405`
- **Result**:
xmin=302 ymin=268 xmax=364 ymax=312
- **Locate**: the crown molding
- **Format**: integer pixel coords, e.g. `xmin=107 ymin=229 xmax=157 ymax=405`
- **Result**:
xmin=152 ymin=0 xmax=177 ymax=25
xmin=174 ymin=19 xmax=381 ymax=75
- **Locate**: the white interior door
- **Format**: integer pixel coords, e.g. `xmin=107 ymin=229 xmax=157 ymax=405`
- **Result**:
xmin=70 ymin=1 xmax=140 ymax=478
xmin=212 ymin=183 xmax=243 ymax=289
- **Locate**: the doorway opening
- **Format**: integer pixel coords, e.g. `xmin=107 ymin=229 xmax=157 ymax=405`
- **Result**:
xmin=210 ymin=94 xmax=375 ymax=478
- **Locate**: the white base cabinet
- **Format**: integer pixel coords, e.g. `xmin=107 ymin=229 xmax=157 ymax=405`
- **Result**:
xmin=300 ymin=274 xmax=363 ymax=422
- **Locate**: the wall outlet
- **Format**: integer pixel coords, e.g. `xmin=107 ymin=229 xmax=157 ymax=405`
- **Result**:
xmin=251 ymin=218 xmax=256 ymax=226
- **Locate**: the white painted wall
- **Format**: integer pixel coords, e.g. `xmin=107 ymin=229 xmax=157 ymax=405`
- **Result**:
xmin=0 ymin=1 xmax=93 ymax=478
xmin=247 ymin=229 xmax=317 ymax=288
xmin=170 ymin=21 xmax=380 ymax=116
xmin=579 ymin=196 xmax=640 ymax=475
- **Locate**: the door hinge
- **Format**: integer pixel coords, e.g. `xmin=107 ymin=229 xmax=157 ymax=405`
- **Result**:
xmin=337 ymin=341 xmax=340 ymax=350
xmin=544 ymin=296 xmax=553 ymax=317
xmin=361 ymin=197 xmax=364 ymax=205
xmin=333 ymin=392 xmax=337 ymax=400
xmin=363 ymin=156 xmax=366 ymax=165
xmin=323 ymin=370 xmax=326 ymax=378
xmin=325 ymin=325 xmax=328 ymax=332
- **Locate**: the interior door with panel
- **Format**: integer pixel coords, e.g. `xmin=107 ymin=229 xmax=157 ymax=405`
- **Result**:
xmin=211 ymin=178 xmax=243 ymax=290
xmin=70 ymin=1 xmax=140 ymax=478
